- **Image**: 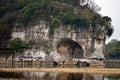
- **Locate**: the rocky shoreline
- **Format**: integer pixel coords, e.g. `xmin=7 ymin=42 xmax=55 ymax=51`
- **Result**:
xmin=0 ymin=68 xmax=120 ymax=74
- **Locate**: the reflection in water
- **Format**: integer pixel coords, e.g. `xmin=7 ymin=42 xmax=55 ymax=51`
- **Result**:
xmin=104 ymin=74 xmax=120 ymax=80
xmin=56 ymin=73 xmax=83 ymax=80
xmin=0 ymin=71 xmax=24 ymax=78
xmin=0 ymin=71 xmax=120 ymax=80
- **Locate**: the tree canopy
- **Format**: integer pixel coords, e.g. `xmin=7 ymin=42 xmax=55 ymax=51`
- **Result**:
xmin=105 ymin=39 xmax=120 ymax=58
xmin=105 ymin=39 xmax=120 ymax=53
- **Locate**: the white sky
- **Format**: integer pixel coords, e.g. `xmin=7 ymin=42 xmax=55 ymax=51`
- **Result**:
xmin=93 ymin=0 xmax=120 ymax=43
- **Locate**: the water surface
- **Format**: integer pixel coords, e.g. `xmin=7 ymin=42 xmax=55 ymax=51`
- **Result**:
xmin=0 ymin=71 xmax=120 ymax=80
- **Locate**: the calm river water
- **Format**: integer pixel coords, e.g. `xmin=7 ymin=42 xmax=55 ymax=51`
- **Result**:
xmin=0 ymin=71 xmax=120 ymax=80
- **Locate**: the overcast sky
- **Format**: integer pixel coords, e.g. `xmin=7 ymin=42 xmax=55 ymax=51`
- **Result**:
xmin=93 ymin=0 xmax=120 ymax=43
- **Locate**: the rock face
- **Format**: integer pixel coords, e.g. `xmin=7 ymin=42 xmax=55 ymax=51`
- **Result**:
xmin=57 ymin=38 xmax=84 ymax=59
xmin=11 ymin=21 xmax=105 ymax=60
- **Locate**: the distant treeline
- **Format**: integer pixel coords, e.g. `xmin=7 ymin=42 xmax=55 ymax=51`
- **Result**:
xmin=105 ymin=39 xmax=120 ymax=58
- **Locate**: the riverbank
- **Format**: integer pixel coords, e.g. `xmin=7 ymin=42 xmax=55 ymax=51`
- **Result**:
xmin=0 ymin=68 xmax=120 ymax=74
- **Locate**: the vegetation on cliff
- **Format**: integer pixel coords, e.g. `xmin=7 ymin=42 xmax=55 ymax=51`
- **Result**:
xmin=0 ymin=0 xmax=114 ymax=52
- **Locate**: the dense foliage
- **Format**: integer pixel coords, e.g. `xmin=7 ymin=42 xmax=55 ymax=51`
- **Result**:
xmin=105 ymin=39 xmax=120 ymax=58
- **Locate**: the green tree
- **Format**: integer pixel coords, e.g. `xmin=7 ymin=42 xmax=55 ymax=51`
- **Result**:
xmin=102 ymin=16 xmax=114 ymax=37
xmin=105 ymin=39 xmax=120 ymax=53
xmin=20 ymin=2 xmax=41 ymax=25
xmin=72 ymin=14 xmax=89 ymax=29
xmin=62 ymin=11 xmax=73 ymax=25
xmin=105 ymin=39 xmax=120 ymax=58
xmin=49 ymin=17 xmax=61 ymax=37
xmin=89 ymin=14 xmax=101 ymax=53
xmin=51 ymin=18 xmax=61 ymax=28
xmin=8 ymin=38 xmax=27 ymax=50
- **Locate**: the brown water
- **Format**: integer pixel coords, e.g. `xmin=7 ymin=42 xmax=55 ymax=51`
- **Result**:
xmin=0 ymin=71 xmax=120 ymax=80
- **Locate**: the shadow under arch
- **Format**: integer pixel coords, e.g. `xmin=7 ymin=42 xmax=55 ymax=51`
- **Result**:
xmin=57 ymin=38 xmax=84 ymax=59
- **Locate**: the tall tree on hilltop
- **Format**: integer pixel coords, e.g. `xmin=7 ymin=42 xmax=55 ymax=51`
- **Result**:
xmin=89 ymin=14 xmax=114 ymax=54
xmin=89 ymin=14 xmax=101 ymax=53
xmin=102 ymin=16 xmax=113 ymax=37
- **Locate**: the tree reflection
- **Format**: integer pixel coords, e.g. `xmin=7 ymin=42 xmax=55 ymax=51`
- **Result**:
xmin=0 ymin=71 xmax=119 ymax=80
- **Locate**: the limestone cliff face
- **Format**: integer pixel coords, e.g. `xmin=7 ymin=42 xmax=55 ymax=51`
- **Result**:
xmin=12 ymin=20 xmax=49 ymax=41
xmin=11 ymin=21 xmax=105 ymax=59
xmin=53 ymin=26 xmax=105 ymax=59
